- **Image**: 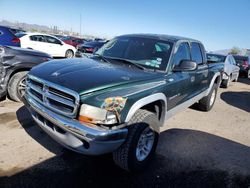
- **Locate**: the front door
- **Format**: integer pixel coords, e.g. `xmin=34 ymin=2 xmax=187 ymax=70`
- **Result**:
xmin=165 ymin=42 xmax=192 ymax=110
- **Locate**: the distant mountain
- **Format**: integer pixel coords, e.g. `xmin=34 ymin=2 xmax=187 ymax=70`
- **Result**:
xmin=211 ymin=49 xmax=231 ymax=55
xmin=211 ymin=49 xmax=250 ymax=56
xmin=0 ymin=20 xmax=51 ymax=32
xmin=0 ymin=19 xmax=98 ymax=39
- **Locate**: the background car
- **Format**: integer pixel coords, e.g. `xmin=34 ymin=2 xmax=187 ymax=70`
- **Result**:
xmin=233 ymin=55 xmax=250 ymax=78
xmin=17 ymin=33 xmax=76 ymax=58
xmin=0 ymin=25 xmax=21 ymax=47
xmin=62 ymin=36 xmax=86 ymax=48
xmin=75 ymin=40 xmax=107 ymax=57
xmin=207 ymin=53 xmax=239 ymax=88
xmin=0 ymin=46 xmax=52 ymax=102
xmin=53 ymin=34 xmax=65 ymax=40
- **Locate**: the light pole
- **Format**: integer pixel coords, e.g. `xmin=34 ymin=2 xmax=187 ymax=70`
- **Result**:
xmin=80 ymin=14 xmax=82 ymax=36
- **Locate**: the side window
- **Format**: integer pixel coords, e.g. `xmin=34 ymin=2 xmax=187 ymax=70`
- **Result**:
xmin=229 ymin=56 xmax=233 ymax=64
xmin=30 ymin=35 xmax=45 ymax=42
xmin=230 ymin=56 xmax=236 ymax=65
xmin=172 ymin=42 xmax=190 ymax=67
xmin=191 ymin=42 xmax=203 ymax=64
xmin=45 ymin=36 xmax=61 ymax=44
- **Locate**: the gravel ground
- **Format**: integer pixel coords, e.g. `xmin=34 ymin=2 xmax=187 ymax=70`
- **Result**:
xmin=0 ymin=78 xmax=250 ymax=188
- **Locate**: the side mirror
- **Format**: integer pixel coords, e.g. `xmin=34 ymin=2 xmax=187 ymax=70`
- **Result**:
xmin=173 ymin=60 xmax=198 ymax=72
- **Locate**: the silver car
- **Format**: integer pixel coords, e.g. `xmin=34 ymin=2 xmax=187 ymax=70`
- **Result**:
xmin=207 ymin=53 xmax=240 ymax=88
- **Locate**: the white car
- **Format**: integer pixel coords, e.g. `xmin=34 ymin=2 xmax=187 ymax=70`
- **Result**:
xmin=17 ymin=33 xmax=76 ymax=58
xmin=207 ymin=53 xmax=240 ymax=88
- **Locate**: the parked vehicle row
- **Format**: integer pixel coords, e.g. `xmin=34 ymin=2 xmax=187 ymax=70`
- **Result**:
xmin=75 ymin=40 xmax=107 ymax=57
xmin=22 ymin=34 xmax=224 ymax=172
xmin=0 ymin=46 xmax=52 ymax=101
xmin=61 ymin=36 xmax=87 ymax=48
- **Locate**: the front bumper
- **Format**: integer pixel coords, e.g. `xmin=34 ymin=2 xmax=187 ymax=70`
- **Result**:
xmin=23 ymin=95 xmax=128 ymax=155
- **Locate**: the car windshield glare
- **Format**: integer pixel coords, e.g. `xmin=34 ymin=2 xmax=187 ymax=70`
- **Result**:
xmin=207 ymin=54 xmax=226 ymax=63
xmin=95 ymin=36 xmax=173 ymax=71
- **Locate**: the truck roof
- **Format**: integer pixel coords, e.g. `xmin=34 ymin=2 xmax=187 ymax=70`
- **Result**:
xmin=119 ymin=33 xmax=201 ymax=43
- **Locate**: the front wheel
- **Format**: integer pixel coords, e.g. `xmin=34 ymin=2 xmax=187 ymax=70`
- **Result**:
xmin=197 ymin=83 xmax=218 ymax=111
xmin=112 ymin=109 xmax=159 ymax=172
xmin=65 ymin=50 xmax=74 ymax=58
xmin=7 ymin=71 xmax=28 ymax=102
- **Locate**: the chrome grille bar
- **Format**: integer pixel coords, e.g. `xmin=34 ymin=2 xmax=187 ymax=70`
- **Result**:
xmin=26 ymin=74 xmax=80 ymax=118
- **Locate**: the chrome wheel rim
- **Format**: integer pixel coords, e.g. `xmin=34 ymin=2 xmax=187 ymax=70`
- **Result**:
xmin=18 ymin=77 xmax=26 ymax=97
xmin=210 ymin=89 xmax=216 ymax=106
xmin=136 ymin=127 xmax=155 ymax=161
xmin=66 ymin=51 xmax=73 ymax=58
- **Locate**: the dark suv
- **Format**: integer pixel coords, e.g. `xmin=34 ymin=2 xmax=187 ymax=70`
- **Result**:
xmin=233 ymin=55 xmax=250 ymax=78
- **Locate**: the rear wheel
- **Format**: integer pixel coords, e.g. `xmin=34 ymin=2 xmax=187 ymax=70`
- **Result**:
xmin=197 ymin=83 xmax=218 ymax=111
xmin=65 ymin=50 xmax=74 ymax=58
xmin=8 ymin=71 xmax=28 ymax=102
xmin=113 ymin=109 xmax=159 ymax=172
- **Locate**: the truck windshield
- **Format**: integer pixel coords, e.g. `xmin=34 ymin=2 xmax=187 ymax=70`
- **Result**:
xmin=95 ymin=36 xmax=173 ymax=71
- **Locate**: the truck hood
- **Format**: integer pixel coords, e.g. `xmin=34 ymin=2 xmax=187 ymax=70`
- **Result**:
xmin=29 ymin=58 xmax=163 ymax=95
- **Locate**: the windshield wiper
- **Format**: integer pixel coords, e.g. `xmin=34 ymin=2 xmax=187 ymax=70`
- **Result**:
xmin=108 ymin=57 xmax=146 ymax=70
xmin=93 ymin=54 xmax=110 ymax=63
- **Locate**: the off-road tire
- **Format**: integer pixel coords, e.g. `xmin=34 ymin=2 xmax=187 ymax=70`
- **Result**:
xmin=197 ymin=83 xmax=218 ymax=111
xmin=113 ymin=109 xmax=159 ymax=172
xmin=7 ymin=71 xmax=28 ymax=102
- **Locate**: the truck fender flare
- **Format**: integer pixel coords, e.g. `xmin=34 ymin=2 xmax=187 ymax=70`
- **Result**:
xmin=206 ymin=72 xmax=221 ymax=96
xmin=125 ymin=93 xmax=167 ymax=131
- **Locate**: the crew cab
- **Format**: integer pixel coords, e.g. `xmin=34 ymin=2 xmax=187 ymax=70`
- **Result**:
xmin=23 ymin=34 xmax=223 ymax=171
xmin=0 ymin=46 xmax=52 ymax=102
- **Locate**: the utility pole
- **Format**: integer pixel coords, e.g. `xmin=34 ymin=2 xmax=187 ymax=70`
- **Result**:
xmin=80 ymin=14 xmax=82 ymax=36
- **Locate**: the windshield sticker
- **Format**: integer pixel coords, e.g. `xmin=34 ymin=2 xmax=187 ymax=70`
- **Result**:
xmin=144 ymin=58 xmax=162 ymax=67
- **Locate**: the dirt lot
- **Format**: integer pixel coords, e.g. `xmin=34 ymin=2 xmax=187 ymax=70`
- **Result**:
xmin=0 ymin=78 xmax=250 ymax=188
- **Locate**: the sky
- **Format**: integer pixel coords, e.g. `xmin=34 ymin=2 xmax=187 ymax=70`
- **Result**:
xmin=0 ymin=0 xmax=250 ymax=51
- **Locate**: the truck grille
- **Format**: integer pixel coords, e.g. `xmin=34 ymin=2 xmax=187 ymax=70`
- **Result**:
xmin=26 ymin=75 xmax=80 ymax=117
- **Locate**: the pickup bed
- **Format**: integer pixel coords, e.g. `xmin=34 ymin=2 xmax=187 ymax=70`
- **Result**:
xmin=23 ymin=34 xmax=223 ymax=171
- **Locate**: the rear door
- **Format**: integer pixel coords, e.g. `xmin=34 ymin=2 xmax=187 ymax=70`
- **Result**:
xmin=28 ymin=35 xmax=47 ymax=52
xmin=190 ymin=42 xmax=209 ymax=96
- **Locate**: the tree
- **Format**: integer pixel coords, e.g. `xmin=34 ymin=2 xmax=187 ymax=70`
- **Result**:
xmin=229 ymin=47 xmax=240 ymax=55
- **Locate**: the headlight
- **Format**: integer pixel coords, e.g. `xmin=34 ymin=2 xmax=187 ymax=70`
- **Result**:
xmin=78 ymin=97 xmax=127 ymax=126
xmin=78 ymin=104 xmax=118 ymax=125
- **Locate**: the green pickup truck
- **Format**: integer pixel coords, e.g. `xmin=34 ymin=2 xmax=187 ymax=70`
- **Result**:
xmin=23 ymin=34 xmax=223 ymax=171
